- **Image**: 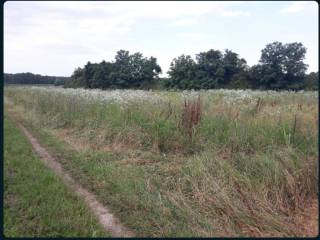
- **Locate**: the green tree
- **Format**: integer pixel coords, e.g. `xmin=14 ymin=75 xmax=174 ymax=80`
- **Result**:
xmin=84 ymin=62 xmax=101 ymax=88
xmin=110 ymin=50 xmax=131 ymax=88
xmin=222 ymin=49 xmax=248 ymax=87
xmin=111 ymin=50 xmax=161 ymax=89
xmin=98 ymin=61 xmax=114 ymax=89
xmin=254 ymin=41 xmax=308 ymax=90
xmin=65 ymin=67 xmax=86 ymax=88
xmin=196 ymin=49 xmax=224 ymax=89
xmin=303 ymin=72 xmax=319 ymax=90
xmin=228 ymin=71 xmax=251 ymax=89
xmin=167 ymin=55 xmax=197 ymax=89
xmin=167 ymin=49 xmax=249 ymax=90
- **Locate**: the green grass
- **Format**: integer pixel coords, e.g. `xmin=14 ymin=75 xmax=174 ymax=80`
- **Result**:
xmin=16 ymin=117 xmax=317 ymax=237
xmin=4 ymin=86 xmax=318 ymax=237
xmin=3 ymin=115 xmax=108 ymax=237
xmin=4 ymin=86 xmax=318 ymax=156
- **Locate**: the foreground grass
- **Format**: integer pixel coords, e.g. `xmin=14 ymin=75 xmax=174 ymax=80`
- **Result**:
xmin=3 ymin=115 xmax=107 ymax=237
xmin=4 ymin=86 xmax=318 ymax=237
xmin=17 ymin=116 xmax=318 ymax=237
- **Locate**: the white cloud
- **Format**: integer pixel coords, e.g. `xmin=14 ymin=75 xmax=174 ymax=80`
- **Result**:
xmin=4 ymin=1 xmax=253 ymax=75
xmin=4 ymin=2 xmax=136 ymax=70
xmin=177 ymin=32 xmax=208 ymax=42
xmin=170 ymin=18 xmax=199 ymax=27
xmin=103 ymin=1 xmax=219 ymax=19
xmin=280 ymin=2 xmax=307 ymax=14
xmin=221 ymin=10 xmax=251 ymax=17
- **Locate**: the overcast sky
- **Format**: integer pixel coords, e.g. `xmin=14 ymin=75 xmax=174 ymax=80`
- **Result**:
xmin=4 ymin=1 xmax=318 ymax=76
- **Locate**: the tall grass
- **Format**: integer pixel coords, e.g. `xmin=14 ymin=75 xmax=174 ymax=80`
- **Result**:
xmin=5 ymin=86 xmax=317 ymax=155
xmin=4 ymin=86 xmax=318 ymax=236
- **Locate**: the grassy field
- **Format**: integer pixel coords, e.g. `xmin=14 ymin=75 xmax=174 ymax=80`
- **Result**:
xmin=3 ymin=115 xmax=108 ymax=237
xmin=4 ymin=85 xmax=318 ymax=237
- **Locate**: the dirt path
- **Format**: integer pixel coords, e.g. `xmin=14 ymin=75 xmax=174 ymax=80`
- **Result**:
xmin=14 ymin=120 xmax=134 ymax=237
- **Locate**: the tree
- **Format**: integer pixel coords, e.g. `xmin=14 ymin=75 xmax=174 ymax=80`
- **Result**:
xmin=63 ymin=44 xmax=311 ymax=90
xmin=167 ymin=55 xmax=197 ymax=89
xmin=249 ymin=64 xmax=284 ymax=90
xmin=110 ymin=50 xmax=131 ymax=88
xmin=138 ymin=56 xmax=162 ymax=88
xmin=66 ymin=50 xmax=161 ymax=89
xmin=166 ymin=49 xmax=249 ymax=90
xmin=255 ymin=41 xmax=308 ymax=90
xmin=222 ymin=49 xmax=248 ymax=87
xmin=83 ymin=62 xmax=101 ymax=88
xmin=98 ymin=61 xmax=114 ymax=89
xmin=111 ymin=50 xmax=162 ymax=89
xmin=196 ymin=49 xmax=224 ymax=89
xmin=303 ymin=72 xmax=319 ymax=90
xmin=64 ymin=67 xmax=86 ymax=88
xmin=228 ymin=71 xmax=251 ymax=89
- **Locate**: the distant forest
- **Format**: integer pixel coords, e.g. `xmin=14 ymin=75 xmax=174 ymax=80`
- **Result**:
xmin=4 ymin=41 xmax=319 ymax=90
xmin=4 ymin=72 xmax=69 ymax=86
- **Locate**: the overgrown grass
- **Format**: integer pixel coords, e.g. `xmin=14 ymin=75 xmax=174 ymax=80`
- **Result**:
xmin=3 ymin=115 xmax=108 ymax=237
xmin=5 ymin=86 xmax=317 ymax=155
xmin=4 ymin=86 xmax=318 ymax=237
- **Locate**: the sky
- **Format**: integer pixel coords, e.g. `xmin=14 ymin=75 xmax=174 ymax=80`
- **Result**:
xmin=4 ymin=1 xmax=319 ymax=77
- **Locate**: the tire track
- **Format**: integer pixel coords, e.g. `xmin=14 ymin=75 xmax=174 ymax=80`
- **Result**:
xmin=12 ymin=118 xmax=134 ymax=237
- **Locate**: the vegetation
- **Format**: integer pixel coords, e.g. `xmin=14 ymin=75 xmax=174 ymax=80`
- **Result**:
xmin=4 ymin=72 xmax=69 ymax=86
xmin=303 ymin=71 xmax=319 ymax=90
xmin=4 ymin=86 xmax=318 ymax=237
xmin=5 ymin=42 xmax=317 ymax=91
xmin=249 ymin=42 xmax=309 ymax=90
xmin=167 ymin=42 xmax=316 ymax=90
xmin=63 ymin=41 xmax=318 ymax=91
xmin=167 ymin=49 xmax=248 ymax=89
xmin=64 ymin=50 xmax=162 ymax=89
xmin=3 ymin=115 xmax=107 ymax=237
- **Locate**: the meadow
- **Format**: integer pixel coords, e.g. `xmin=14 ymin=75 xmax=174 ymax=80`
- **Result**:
xmin=4 ymin=85 xmax=318 ymax=237
xmin=3 ymin=115 xmax=107 ymax=237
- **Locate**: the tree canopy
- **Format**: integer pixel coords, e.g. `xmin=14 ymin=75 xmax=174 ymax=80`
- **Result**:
xmin=166 ymin=42 xmax=314 ymax=90
xmin=167 ymin=49 xmax=249 ymax=89
xmin=9 ymin=42 xmax=316 ymax=91
xmin=249 ymin=42 xmax=308 ymax=90
xmin=64 ymin=50 xmax=162 ymax=89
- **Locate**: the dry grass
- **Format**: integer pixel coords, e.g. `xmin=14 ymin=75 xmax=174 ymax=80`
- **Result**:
xmin=4 ymin=86 xmax=318 ymax=237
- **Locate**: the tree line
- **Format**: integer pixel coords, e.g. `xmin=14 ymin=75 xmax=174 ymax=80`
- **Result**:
xmin=4 ymin=41 xmax=318 ymax=90
xmin=4 ymin=72 xmax=69 ymax=86
xmin=65 ymin=41 xmax=318 ymax=91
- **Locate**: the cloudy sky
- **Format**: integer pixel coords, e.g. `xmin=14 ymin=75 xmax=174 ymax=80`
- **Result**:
xmin=4 ymin=1 xmax=318 ymax=76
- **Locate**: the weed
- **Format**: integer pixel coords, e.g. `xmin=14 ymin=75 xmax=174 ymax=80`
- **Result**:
xmin=180 ymin=95 xmax=202 ymax=141
xmin=4 ymin=86 xmax=318 ymax=237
